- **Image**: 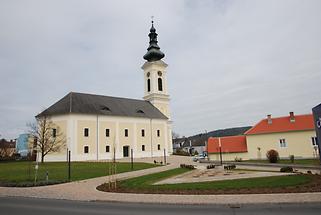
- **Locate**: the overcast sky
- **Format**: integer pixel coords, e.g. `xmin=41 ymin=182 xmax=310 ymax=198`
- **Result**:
xmin=1 ymin=0 xmax=320 ymax=139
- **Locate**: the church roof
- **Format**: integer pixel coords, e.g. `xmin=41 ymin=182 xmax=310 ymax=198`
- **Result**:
xmin=36 ymin=92 xmax=168 ymax=120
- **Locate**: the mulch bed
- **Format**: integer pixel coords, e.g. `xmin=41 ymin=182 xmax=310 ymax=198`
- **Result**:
xmin=97 ymin=174 xmax=321 ymax=195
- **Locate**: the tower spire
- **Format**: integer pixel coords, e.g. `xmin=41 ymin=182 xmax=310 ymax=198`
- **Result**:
xmin=143 ymin=19 xmax=165 ymax=62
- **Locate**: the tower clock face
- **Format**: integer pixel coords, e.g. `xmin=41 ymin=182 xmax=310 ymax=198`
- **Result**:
xmin=147 ymin=72 xmax=150 ymax=77
xmin=158 ymin=71 xmax=162 ymax=76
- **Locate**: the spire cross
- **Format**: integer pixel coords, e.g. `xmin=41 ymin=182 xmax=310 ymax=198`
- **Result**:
xmin=151 ymin=16 xmax=154 ymax=24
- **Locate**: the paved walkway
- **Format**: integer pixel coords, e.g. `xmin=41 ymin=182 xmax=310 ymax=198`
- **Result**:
xmin=0 ymin=156 xmax=321 ymax=205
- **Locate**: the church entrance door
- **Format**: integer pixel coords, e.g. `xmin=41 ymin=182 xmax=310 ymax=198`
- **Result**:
xmin=123 ymin=146 xmax=129 ymax=157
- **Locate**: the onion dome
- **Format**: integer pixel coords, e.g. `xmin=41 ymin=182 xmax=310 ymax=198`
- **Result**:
xmin=143 ymin=21 xmax=165 ymax=62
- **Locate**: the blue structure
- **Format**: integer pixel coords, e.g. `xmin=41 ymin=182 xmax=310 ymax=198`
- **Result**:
xmin=312 ymin=103 xmax=321 ymax=164
xmin=16 ymin=134 xmax=31 ymax=157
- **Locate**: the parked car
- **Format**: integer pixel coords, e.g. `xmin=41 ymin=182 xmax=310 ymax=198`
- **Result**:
xmin=192 ymin=154 xmax=206 ymax=162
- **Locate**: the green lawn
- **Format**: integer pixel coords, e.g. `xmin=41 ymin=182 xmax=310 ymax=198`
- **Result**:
xmin=116 ymin=168 xmax=311 ymax=191
xmin=0 ymin=161 xmax=157 ymax=186
xmin=244 ymin=159 xmax=320 ymax=165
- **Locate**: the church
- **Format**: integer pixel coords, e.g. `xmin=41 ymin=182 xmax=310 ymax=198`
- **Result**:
xmin=37 ymin=22 xmax=173 ymax=161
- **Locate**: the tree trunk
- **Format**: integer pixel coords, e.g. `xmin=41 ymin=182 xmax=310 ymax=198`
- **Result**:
xmin=41 ymin=153 xmax=44 ymax=163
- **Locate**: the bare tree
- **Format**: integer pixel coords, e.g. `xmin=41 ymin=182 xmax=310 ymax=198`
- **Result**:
xmin=28 ymin=115 xmax=66 ymax=163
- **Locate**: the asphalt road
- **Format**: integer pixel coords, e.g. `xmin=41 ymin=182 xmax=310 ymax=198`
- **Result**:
xmin=1 ymin=196 xmax=321 ymax=215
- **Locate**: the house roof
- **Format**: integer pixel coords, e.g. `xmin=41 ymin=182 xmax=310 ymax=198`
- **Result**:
xmin=0 ymin=139 xmax=16 ymax=148
xmin=244 ymin=114 xmax=314 ymax=135
xmin=207 ymin=136 xmax=247 ymax=153
xmin=36 ymin=92 xmax=168 ymax=120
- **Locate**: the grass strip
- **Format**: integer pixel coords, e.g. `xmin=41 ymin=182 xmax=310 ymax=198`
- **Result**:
xmin=0 ymin=161 xmax=157 ymax=186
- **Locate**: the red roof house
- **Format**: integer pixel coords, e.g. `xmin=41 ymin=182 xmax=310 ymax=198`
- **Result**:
xmin=207 ymin=135 xmax=247 ymax=154
xmin=244 ymin=113 xmax=314 ymax=135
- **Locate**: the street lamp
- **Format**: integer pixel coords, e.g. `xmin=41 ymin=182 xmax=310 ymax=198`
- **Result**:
xmin=219 ymin=137 xmax=223 ymax=165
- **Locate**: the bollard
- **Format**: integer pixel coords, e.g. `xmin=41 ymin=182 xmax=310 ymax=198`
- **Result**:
xmin=46 ymin=171 xmax=49 ymax=183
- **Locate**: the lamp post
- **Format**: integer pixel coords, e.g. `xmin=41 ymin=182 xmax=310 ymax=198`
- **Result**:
xmin=219 ymin=137 xmax=223 ymax=165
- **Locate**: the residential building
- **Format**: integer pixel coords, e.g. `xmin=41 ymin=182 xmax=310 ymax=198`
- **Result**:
xmin=207 ymin=135 xmax=248 ymax=161
xmin=0 ymin=139 xmax=16 ymax=159
xmin=16 ymin=133 xmax=33 ymax=157
xmin=245 ymin=112 xmax=317 ymax=159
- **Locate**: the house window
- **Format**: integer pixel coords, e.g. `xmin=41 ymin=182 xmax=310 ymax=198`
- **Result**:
xmin=312 ymin=137 xmax=318 ymax=146
xmin=158 ymin=144 xmax=161 ymax=150
xmin=106 ymin=145 xmax=110 ymax=153
xmin=142 ymin=145 xmax=145 ymax=151
xmin=157 ymin=130 xmax=160 ymax=137
xmin=106 ymin=129 xmax=110 ymax=137
xmin=279 ymin=139 xmax=287 ymax=148
xmin=147 ymin=79 xmax=151 ymax=92
xmin=125 ymin=129 xmax=128 ymax=137
xmin=52 ymin=128 xmax=57 ymax=137
xmin=158 ymin=78 xmax=163 ymax=91
xmin=84 ymin=128 xmax=89 ymax=137
xmin=141 ymin=129 xmax=145 ymax=137
xmin=84 ymin=146 xmax=89 ymax=153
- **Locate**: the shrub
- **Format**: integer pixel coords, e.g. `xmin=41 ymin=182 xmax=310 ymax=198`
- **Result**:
xmin=206 ymin=164 xmax=215 ymax=169
xmin=234 ymin=157 xmax=242 ymax=162
xmin=173 ymin=149 xmax=190 ymax=156
xmin=289 ymin=155 xmax=295 ymax=163
xmin=266 ymin=149 xmax=279 ymax=163
xmin=280 ymin=166 xmax=293 ymax=172
xmin=180 ymin=164 xmax=195 ymax=169
xmin=224 ymin=164 xmax=236 ymax=170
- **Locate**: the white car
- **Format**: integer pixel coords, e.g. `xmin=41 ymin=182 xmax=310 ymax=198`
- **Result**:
xmin=192 ymin=154 xmax=206 ymax=162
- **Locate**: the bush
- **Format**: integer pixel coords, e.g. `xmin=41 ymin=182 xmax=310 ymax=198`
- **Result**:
xmin=266 ymin=149 xmax=279 ymax=163
xmin=280 ymin=166 xmax=293 ymax=172
xmin=206 ymin=164 xmax=215 ymax=169
xmin=234 ymin=157 xmax=242 ymax=162
xmin=289 ymin=155 xmax=294 ymax=163
xmin=173 ymin=149 xmax=190 ymax=156
xmin=180 ymin=164 xmax=195 ymax=169
xmin=224 ymin=164 xmax=236 ymax=170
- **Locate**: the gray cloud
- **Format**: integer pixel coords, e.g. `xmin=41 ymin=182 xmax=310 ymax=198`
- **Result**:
xmin=0 ymin=0 xmax=320 ymax=139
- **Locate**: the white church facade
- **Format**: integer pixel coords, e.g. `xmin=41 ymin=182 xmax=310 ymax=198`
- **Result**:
xmin=37 ymin=22 xmax=173 ymax=161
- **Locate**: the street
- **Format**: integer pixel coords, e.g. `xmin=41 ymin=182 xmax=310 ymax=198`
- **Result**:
xmin=0 ymin=196 xmax=321 ymax=215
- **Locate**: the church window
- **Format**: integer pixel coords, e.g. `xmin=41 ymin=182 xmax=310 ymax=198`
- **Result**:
xmin=106 ymin=145 xmax=110 ymax=153
xmin=158 ymin=78 xmax=163 ymax=91
xmin=147 ymin=79 xmax=151 ymax=92
xmin=142 ymin=145 xmax=145 ymax=151
xmin=84 ymin=128 xmax=89 ymax=137
xmin=106 ymin=129 xmax=110 ymax=137
xmin=157 ymin=144 xmax=161 ymax=150
xmin=141 ymin=129 xmax=145 ymax=137
xmin=157 ymin=129 xmax=160 ymax=137
xmin=52 ymin=128 xmax=57 ymax=138
xmin=84 ymin=146 xmax=89 ymax=153
xmin=147 ymin=72 xmax=150 ymax=77
xmin=158 ymin=71 xmax=162 ymax=76
xmin=125 ymin=129 xmax=128 ymax=137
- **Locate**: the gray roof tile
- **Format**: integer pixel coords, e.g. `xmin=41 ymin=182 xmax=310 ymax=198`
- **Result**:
xmin=37 ymin=92 xmax=168 ymax=120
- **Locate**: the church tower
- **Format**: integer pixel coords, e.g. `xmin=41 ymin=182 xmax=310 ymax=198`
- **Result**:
xmin=142 ymin=21 xmax=171 ymax=120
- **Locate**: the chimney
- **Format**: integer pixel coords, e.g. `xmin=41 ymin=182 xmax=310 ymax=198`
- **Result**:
xmin=289 ymin=112 xmax=295 ymax=122
xmin=267 ymin=114 xmax=272 ymax=124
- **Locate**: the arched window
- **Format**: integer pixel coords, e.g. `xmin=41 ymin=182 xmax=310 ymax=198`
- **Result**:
xmin=158 ymin=78 xmax=163 ymax=91
xmin=147 ymin=79 xmax=151 ymax=92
